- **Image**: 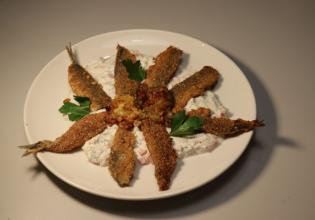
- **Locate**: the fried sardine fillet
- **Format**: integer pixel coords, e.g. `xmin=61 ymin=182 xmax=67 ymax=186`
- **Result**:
xmin=109 ymin=45 xmax=139 ymax=186
xmin=114 ymin=45 xmax=140 ymax=96
xmin=21 ymin=112 xmax=111 ymax=155
xmin=145 ymin=46 xmax=183 ymax=87
xmin=171 ymin=66 xmax=220 ymax=112
xmin=66 ymin=44 xmax=111 ymax=111
xmin=141 ymin=119 xmax=177 ymax=190
xmin=186 ymin=107 xmax=264 ymax=137
xmin=203 ymin=117 xmax=264 ymax=137
xmin=108 ymin=127 xmax=136 ymax=186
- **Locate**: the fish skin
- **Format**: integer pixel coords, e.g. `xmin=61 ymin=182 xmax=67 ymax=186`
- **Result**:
xmin=185 ymin=107 xmax=264 ymax=137
xmin=22 ymin=112 xmax=111 ymax=155
xmin=66 ymin=45 xmax=112 ymax=111
xmin=203 ymin=117 xmax=264 ymax=137
xmin=171 ymin=66 xmax=220 ymax=113
xmin=141 ymin=119 xmax=177 ymax=191
xmin=108 ymin=127 xmax=136 ymax=186
xmin=114 ymin=45 xmax=140 ymax=97
xmin=144 ymin=46 xmax=183 ymax=88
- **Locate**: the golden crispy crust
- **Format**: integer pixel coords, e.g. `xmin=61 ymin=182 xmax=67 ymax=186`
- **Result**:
xmin=203 ymin=117 xmax=264 ymax=137
xmin=38 ymin=112 xmax=110 ymax=153
xmin=171 ymin=66 xmax=220 ymax=112
xmin=141 ymin=119 xmax=177 ymax=190
xmin=136 ymin=84 xmax=174 ymax=123
xmin=108 ymin=127 xmax=136 ymax=186
xmin=187 ymin=107 xmax=212 ymax=118
xmin=110 ymin=95 xmax=140 ymax=129
xmin=66 ymin=44 xmax=112 ymax=111
xmin=144 ymin=46 xmax=183 ymax=87
xmin=114 ymin=45 xmax=140 ymax=96
xmin=68 ymin=64 xmax=112 ymax=111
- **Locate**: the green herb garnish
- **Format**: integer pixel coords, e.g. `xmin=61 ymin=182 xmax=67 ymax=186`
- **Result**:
xmin=59 ymin=96 xmax=91 ymax=121
xmin=170 ymin=110 xmax=204 ymax=137
xmin=122 ymin=59 xmax=146 ymax=82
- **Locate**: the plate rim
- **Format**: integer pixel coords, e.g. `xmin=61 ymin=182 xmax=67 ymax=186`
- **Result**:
xmin=23 ymin=29 xmax=256 ymax=200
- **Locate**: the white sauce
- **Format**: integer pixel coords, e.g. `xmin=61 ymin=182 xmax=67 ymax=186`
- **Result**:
xmin=185 ymin=91 xmax=228 ymax=118
xmin=80 ymin=51 xmax=228 ymax=166
xmin=82 ymin=124 xmax=117 ymax=166
xmin=172 ymin=132 xmax=222 ymax=158
xmin=84 ymin=56 xmax=116 ymax=98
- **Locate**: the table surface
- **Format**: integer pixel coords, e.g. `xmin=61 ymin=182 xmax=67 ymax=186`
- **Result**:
xmin=1 ymin=0 xmax=314 ymax=219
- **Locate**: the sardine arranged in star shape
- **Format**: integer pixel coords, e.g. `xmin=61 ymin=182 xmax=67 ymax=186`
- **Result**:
xmin=20 ymin=43 xmax=264 ymax=191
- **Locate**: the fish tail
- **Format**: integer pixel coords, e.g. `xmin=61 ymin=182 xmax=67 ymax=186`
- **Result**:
xmin=254 ymin=119 xmax=265 ymax=127
xmin=66 ymin=42 xmax=77 ymax=64
xmin=18 ymin=141 xmax=52 ymax=156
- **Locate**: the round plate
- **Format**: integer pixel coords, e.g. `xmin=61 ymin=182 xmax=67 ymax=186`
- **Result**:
xmin=24 ymin=29 xmax=256 ymax=200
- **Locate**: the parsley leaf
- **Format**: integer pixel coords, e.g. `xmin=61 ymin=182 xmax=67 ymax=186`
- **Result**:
xmin=170 ymin=111 xmax=204 ymax=137
xmin=171 ymin=110 xmax=186 ymax=132
xmin=59 ymin=96 xmax=91 ymax=121
xmin=122 ymin=59 xmax=146 ymax=82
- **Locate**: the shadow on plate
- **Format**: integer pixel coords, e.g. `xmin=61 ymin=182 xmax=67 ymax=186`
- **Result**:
xmin=29 ymin=50 xmax=297 ymax=218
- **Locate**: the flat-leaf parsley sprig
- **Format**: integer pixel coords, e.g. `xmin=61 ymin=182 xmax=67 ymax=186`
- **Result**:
xmin=59 ymin=96 xmax=91 ymax=121
xmin=122 ymin=59 xmax=146 ymax=82
xmin=170 ymin=110 xmax=204 ymax=137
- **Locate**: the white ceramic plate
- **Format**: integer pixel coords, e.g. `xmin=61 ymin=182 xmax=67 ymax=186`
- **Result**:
xmin=24 ymin=29 xmax=256 ymax=200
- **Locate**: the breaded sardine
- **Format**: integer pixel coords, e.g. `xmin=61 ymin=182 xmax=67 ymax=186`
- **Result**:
xmin=20 ymin=112 xmax=111 ymax=156
xmin=187 ymin=107 xmax=212 ymax=118
xmin=141 ymin=119 xmax=177 ymax=190
xmin=114 ymin=45 xmax=140 ymax=96
xmin=144 ymin=46 xmax=183 ymax=87
xmin=171 ymin=66 xmax=220 ymax=112
xmin=186 ymin=107 xmax=264 ymax=137
xmin=66 ymin=44 xmax=112 ymax=111
xmin=203 ymin=117 xmax=264 ymax=137
xmin=108 ymin=127 xmax=136 ymax=186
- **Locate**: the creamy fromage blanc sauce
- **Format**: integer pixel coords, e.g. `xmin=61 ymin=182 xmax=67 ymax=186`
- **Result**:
xmin=80 ymin=51 xmax=228 ymax=166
